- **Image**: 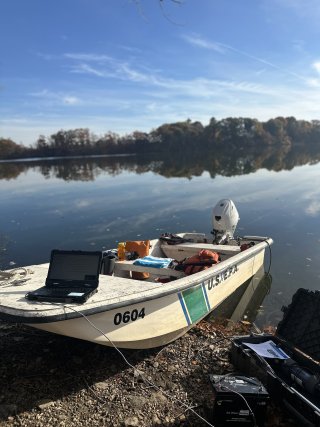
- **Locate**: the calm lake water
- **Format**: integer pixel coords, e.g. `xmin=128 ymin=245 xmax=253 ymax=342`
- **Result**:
xmin=0 ymin=152 xmax=320 ymax=328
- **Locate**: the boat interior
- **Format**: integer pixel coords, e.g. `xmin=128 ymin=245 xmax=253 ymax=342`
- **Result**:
xmin=110 ymin=232 xmax=243 ymax=283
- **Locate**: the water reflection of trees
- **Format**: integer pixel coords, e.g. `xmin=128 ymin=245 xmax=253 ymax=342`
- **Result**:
xmin=1 ymin=143 xmax=320 ymax=181
xmin=0 ymin=163 xmax=29 ymax=180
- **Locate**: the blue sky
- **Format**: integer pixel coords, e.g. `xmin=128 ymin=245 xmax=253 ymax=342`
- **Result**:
xmin=1 ymin=0 xmax=320 ymax=145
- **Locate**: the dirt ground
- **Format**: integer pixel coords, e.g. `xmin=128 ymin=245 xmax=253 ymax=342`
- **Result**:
xmin=0 ymin=319 xmax=299 ymax=426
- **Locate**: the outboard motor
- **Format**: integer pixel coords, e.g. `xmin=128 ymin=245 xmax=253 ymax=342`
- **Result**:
xmin=212 ymin=199 xmax=239 ymax=244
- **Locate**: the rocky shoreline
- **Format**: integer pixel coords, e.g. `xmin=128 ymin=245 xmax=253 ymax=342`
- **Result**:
xmin=0 ymin=319 xmax=298 ymax=426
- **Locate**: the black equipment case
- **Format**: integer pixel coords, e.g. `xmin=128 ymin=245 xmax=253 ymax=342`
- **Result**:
xmin=208 ymin=375 xmax=269 ymax=426
xmin=231 ymin=288 xmax=320 ymax=427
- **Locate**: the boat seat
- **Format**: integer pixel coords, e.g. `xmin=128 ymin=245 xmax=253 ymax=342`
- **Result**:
xmin=161 ymin=243 xmax=240 ymax=262
xmin=161 ymin=242 xmax=240 ymax=254
xmin=114 ymin=260 xmax=184 ymax=278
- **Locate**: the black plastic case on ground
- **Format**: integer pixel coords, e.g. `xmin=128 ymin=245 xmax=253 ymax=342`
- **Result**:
xmin=231 ymin=289 xmax=320 ymax=427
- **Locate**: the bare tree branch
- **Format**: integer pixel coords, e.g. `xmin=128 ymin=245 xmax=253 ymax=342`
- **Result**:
xmin=131 ymin=0 xmax=185 ymax=25
xmin=131 ymin=0 xmax=149 ymax=22
xmin=158 ymin=0 xmax=185 ymax=26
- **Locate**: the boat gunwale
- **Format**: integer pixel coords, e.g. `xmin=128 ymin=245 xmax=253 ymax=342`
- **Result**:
xmin=0 ymin=238 xmax=272 ymax=324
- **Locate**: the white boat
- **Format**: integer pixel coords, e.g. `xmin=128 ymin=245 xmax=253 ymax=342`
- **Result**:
xmin=0 ymin=200 xmax=273 ymax=349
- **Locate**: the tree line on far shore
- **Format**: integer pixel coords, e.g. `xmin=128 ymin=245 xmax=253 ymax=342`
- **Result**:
xmin=1 ymin=116 xmax=320 ymax=160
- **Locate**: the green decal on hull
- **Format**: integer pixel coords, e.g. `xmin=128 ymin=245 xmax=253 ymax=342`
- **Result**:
xmin=182 ymin=285 xmax=208 ymax=323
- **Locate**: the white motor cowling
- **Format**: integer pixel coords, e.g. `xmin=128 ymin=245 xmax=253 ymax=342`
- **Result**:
xmin=212 ymin=199 xmax=239 ymax=244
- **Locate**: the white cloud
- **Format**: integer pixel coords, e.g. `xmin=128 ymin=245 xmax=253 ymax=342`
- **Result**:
xmin=68 ymin=56 xmax=151 ymax=83
xmin=182 ymin=33 xmax=310 ymax=84
xmin=70 ymin=63 xmax=108 ymax=77
xmin=312 ymin=62 xmax=320 ymax=74
xmin=306 ymin=78 xmax=320 ymax=88
xmin=181 ymin=34 xmax=226 ymax=53
xmin=65 ymin=51 xmax=275 ymax=98
xmin=64 ymin=53 xmax=112 ymax=62
xmin=63 ymin=96 xmax=81 ymax=105
xmin=30 ymin=89 xmax=82 ymax=106
xmin=30 ymin=89 xmax=50 ymax=97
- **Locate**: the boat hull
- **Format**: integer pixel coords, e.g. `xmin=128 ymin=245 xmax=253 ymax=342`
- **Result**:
xmin=29 ymin=248 xmax=266 ymax=349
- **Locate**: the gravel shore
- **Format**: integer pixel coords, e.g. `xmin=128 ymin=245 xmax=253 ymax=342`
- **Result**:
xmin=0 ymin=319 xmax=298 ymax=426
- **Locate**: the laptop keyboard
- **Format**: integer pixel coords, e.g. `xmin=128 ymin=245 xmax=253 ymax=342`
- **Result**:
xmin=38 ymin=288 xmax=89 ymax=296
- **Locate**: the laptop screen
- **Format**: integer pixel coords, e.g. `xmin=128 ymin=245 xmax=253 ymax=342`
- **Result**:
xmin=47 ymin=251 xmax=102 ymax=282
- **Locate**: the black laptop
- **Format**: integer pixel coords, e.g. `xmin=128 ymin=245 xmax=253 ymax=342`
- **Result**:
xmin=25 ymin=250 xmax=102 ymax=304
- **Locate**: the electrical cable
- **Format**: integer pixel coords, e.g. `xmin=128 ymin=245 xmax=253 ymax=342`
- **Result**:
xmin=63 ymin=304 xmax=216 ymax=427
xmin=220 ymin=384 xmax=258 ymax=427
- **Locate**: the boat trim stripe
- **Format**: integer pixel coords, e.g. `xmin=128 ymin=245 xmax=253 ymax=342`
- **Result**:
xmin=178 ymin=292 xmax=191 ymax=326
xmin=202 ymin=282 xmax=210 ymax=311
